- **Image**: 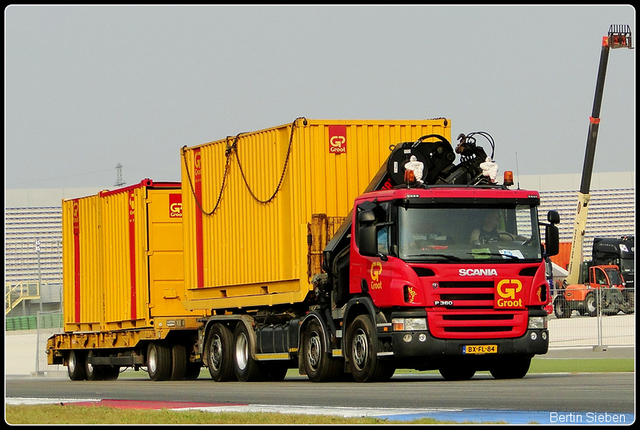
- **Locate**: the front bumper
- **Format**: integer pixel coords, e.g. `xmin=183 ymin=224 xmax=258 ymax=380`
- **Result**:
xmin=388 ymin=328 xmax=549 ymax=359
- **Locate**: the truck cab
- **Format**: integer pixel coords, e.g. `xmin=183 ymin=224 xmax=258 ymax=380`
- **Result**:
xmin=338 ymin=186 xmax=559 ymax=380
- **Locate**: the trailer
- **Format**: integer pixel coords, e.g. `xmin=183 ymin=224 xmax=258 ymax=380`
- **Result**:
xmin=46 ymin=180 xmax=206 ymax=380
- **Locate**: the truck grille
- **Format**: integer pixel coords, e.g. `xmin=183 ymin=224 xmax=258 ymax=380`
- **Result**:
xmin=429 ymin=281 xmax=527 ymax=339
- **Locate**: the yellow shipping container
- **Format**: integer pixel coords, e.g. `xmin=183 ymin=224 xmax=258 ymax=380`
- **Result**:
xmin=181 ymin=118 xmax=451 ymax=311
xmin=62 ymin=179 xmax=201 ymax=332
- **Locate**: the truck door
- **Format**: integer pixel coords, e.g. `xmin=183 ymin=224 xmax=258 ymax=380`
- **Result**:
xmin=351 ymin=202 xmax=391 ymax=296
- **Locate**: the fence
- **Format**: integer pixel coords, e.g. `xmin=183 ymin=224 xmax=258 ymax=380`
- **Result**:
xmin=34 ymin=311 xmax=65 ymax=374
xmin=548 ymin=286 xmax=635 ymax=349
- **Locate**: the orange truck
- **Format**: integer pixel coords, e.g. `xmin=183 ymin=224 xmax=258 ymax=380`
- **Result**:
xmin=49 ymin=118 xmax=560 ymax=382
xmin=553 ymin=264 xmax=631 ymax=318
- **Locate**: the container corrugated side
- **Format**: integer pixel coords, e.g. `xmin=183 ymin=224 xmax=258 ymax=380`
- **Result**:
xmin=62 ymin=194 xmax=103 ymax=332
xmin=181 ymin=118 xmax=451 ymax=311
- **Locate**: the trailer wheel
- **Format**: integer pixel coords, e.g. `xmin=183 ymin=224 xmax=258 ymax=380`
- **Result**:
xmin=346 ymin=314 xmax=395 ymax=382
xmin=170 ymin=343 xmax=187 ymax=380
xmin=67 ymin=350 xmax=87 ymax=381
xmin=205 ymin=323 xmax=235 ymax=382
xmin=302 ymin=319 xmax=341 ymax=382
xmin=147 ymin=342 xmax=172 ymax=381
xmin=102 ymin=366 xmax=120 ymax=381
xmin=233 ymin=323 xmax=263 ymax=382
xmin=85 ymin=350 xmax=104 ymax=381
xmin=490 ymin=356 xmax=531 ymax=379
xmin=584 ymin=292 xmax=598 ymax=317
xmin=553 ymin=296 xmax=571 ymax=319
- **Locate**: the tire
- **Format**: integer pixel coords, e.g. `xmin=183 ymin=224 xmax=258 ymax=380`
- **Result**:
xmin=184 ymin=362 xmax=203 ymax=380
xmin=260 ymin=362 xmax=290 ymax=381
xmin=623 ymin=291 xmax=634 ymax=314
xmin=553 ymin=296 xmax=571 ymax=319
xmin=233 ymin=323 xmax=263 ymax=382
xmin=584 ymin=292 xmax=598 ymax=317
xmin=346 ymin=314 xmax=395 ymax=383
xmin=85 ymin=350 xmax=104 ymax=381
xmin=490 ymin=356 xmax=531 ymax=379
xmin=439 ymin=364 xmax=476 ymax=381
xmin=147 ymin=342 xmax=172 ymax=381
xmin=301 ymin=319 xmax=342 ymax=382
xmin=170 ymin=343 xmax=187 ymax=380
xmin=102 ymin=366 xmax=120 ymax=381
xmin=206 ymin=323 xmax=235 ymax=382
xmin=67 ymin=350 xmax=87 ymax=381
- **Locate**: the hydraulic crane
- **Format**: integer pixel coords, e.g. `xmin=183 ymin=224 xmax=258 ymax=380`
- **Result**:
xmin=565 ymin=25 xmax=633 ymax=286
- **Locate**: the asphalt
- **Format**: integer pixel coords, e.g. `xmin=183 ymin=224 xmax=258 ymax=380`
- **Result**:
xmin=542 ymin=346 xmax=634 ymax=359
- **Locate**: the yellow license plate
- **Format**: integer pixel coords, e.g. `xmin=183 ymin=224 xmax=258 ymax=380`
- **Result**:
xmin=463 ymin=345 xmax=497 ymax=354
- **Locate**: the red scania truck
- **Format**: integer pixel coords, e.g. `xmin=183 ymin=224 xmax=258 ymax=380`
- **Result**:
xmin=179 ymin=118 xmax=559 ymax=382
xmin=48 ymin=118 xmax=559 ymax=382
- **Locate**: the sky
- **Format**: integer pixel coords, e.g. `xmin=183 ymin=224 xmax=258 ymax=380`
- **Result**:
xmin=4 ymin=5 xmax=636 ymax=190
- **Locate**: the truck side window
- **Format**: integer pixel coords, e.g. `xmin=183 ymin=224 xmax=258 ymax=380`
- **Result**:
xmin=376 ymin=203 xmax=391 ymax=255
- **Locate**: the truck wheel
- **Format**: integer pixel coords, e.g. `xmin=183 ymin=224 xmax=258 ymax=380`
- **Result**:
xmin=67 ymin=350 xmax=87 ymax=381
xmin=184 ymin=362 xmax=202 ymax=380
xmin=584 ymin=292 xmax=598 ymax=317
xmin=147 ymin=342 xmax=172 ymax=381
xmin=302 ymin=319 xmax=341 ymax=382
xmin=259 ymin=362 xmax=290 ymax=381
xmin=490 ymin=356 xmax=531 ymax=379
xmin=170 ymin=343 xmax=187 ymax=380
xmin=85 ymin=350 xmax=104 ymax=381
xmin=346 ymin=314 xmax=395 ymax=382
xmin=623 ymin=291 xmax=634 ymax=314
xmin=553 ymin=296 xmax=571 ymax=319
xmin=205 ymin=323 xmax=235 ymax=381
xmin=233 ymin=323 xmax=263 ymax=382
xmin=439 ymin=365 xmax=476 ymax=381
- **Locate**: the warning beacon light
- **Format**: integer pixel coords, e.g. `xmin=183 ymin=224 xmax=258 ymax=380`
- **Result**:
xmin=503 ymin=171 xmax=514 ymax=187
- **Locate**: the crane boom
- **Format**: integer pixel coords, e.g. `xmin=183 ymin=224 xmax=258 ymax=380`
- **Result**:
xmin=565 ymin=25 xmax=632 ymax=285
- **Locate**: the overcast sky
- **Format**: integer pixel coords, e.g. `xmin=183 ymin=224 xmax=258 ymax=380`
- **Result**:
xmin=4 ymin=5 xmax=636 ymax=190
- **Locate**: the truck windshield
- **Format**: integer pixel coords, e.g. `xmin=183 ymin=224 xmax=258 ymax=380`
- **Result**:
xmin=397 ymin=205 xmax=542 ymax=262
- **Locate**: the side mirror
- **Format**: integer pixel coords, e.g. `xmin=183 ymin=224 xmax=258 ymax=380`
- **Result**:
xmin=359 ymin=225 xmax=379 ymax=257
xmin=545 ymin=224 xmax=559 ymax=257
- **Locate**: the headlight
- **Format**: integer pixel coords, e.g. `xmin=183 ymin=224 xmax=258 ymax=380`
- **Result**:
xmin=528 ymin=316 xmax=547 ymax=329
xmin=392 ymin=318 xmax=427 ymax=331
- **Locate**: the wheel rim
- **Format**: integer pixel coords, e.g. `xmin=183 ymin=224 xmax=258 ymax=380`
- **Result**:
xmin=587 ymin=296 xmax=596 ymax=313
xmin=352 ymin=328 xmax=369 ymax=371
xmin=68 ymin=351 xmax=77 ymax=374
xmin=235 ymin=332 xmax=249 ymax=371
xmin=148 ymin=346 xmax=157 ymax=374
xmin=209 ymin=334 xmax=223 ymax=372
xmin=86 ymin=351 xmax=94 ymax=374
xmin=306 ymin=331 xmax=321 ymax=371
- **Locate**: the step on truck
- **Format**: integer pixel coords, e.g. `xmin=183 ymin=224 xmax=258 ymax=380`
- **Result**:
xmin=179 ymin=118 xmax=560 ymax=382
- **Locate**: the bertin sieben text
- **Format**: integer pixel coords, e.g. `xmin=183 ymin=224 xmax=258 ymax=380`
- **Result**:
xmin=549 ymin=412 xmax=627 ymax=424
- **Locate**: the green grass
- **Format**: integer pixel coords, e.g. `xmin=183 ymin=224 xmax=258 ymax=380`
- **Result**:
xmin=4 ymin=404 xmax=475 ymax=425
